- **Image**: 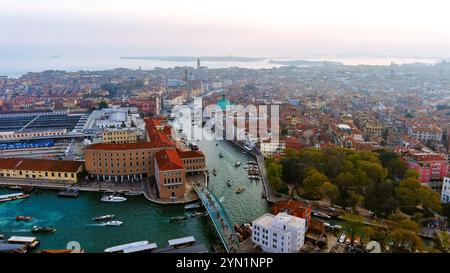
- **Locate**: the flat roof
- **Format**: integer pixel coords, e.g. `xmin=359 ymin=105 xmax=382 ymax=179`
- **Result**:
xmin=123 ymin=243 xmax=158 ymax=253
xmin=154 ymin=244 xmax=208 ymax=253
xmin=168 ymin=236 xmax=195 ymax=246
xmin=8 ymin=236 xmax=38 ymax=243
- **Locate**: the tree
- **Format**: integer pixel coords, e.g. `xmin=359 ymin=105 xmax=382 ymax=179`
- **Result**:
xmin=98 ymin=100 xmax=108 ymax=109
xmin=319 ymin=181 xmax=340 ymax=204
xmin=280 ymin=158 xmax=300 ymax=184
xmin=269 ymin=176 xmax=289 ymax=194
xmin=347 ymin=191 xmax=365 ymax=209
xmin=442 ymin=203 xmax=450 ymax=219
xmin=388 ymin=228 xmax=423 ymax=252
xmin=302 ymin=169 xmax=328 ymax=199
xmin=398 ymin=219 xmax=419 ymax=232
xmin=403 ymin=169 xmax=420 ymax=180
xmin=342 ymin=214 xmax=365 ymax=242
xmin=417 ymin=187 xmax=442 ymax=214
xmin=434 ymin=231 xmax=450 ymax=253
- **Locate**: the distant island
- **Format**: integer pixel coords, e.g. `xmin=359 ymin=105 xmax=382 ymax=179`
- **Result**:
xmin=119 ymin=56 xmax=267 ymax=62
xmin=268 ymin=59 xmax=343 ymax=66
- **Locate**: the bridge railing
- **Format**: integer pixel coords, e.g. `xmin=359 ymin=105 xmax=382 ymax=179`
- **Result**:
xmin=193 ymin=185 xmax=240 ymax=253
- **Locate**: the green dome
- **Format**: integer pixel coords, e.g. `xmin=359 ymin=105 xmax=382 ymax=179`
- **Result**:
xmin=217 ymin=95 xmax=233 ymax=110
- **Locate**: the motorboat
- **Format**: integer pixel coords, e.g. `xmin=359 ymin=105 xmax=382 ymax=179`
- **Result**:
xmin=247 ymin=161 xmax=257 ymax=165
xmin=248 ymin=175 xmax=261 ymax=180
xmin=0 ymin=193 xmax=29 ymax=203
xmin=16 ymin=215 xmax=33 ymax=221
xmin=31 ymin=226 xmax=56 ymax=234
xmin=227 ymin=180 xmax=232 ymax=187
xmin=104 ymin=240 xmax=152 ymax=253
xmin=313 ymin=211 xmax=332 ymax=219
xmin=190 ymin=211 xmax=207 ymax=218
xmin=234 ymin=162 xmax=241 ymax=167
xmin=212 ymin=169 xmax=217 ymax=176
xmin=170 ymin=216 xmax=188 ymax=222
xmin=236 ymin=187 xmax=246 ymax=194
xmin=104 ymin=221 xmax=123 ymax=226
xmin=101 ymin=195 xmax=127 ymax=202
xmin=93 ymin=214 xmax=115 ymax=221
xmin=184 ymin=203 xmax=203 ymax=210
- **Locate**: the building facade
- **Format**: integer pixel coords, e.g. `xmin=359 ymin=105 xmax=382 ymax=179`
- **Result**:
xmin=252 ymin=212 xmax=306 ymax=253
xmin=442 ymin=177 xmax=450 ymax=203
xmin=0 ymin=158 xmax=84 ymax=183
xmin=102 ymin=128 xmax=139 ymax=144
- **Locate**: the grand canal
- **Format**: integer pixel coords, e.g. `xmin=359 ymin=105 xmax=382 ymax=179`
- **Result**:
xmin=0 ymin=125 xmax=269 ymax=252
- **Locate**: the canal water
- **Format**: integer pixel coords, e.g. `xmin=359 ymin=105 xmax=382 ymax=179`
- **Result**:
xmin=0 ymin=126 xmax=269 ymax=252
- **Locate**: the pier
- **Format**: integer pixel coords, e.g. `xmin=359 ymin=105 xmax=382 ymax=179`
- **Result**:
xmin=193 ymin=185 xmax=241 ymax=253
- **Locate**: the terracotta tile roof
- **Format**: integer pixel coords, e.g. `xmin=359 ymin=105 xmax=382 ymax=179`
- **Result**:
xmin=155 ymin=149 xmax=184 ymax=171
xmin=86 ymin=141 xmax=173 ymax=151
xmin=0 ymin=158 xmax=83 ymax=173
xmin=177 ymin=149 xmax=205 ymax=159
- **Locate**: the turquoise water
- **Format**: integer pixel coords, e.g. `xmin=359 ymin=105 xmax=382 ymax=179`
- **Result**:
xmin=0 ymin=189 xmax=219 ymax=252
xmin=0 ymin=126 xmax=270 ymax=252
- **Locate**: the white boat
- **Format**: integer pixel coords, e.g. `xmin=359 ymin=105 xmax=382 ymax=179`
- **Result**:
xmin=234 ymin=161 xmax=241 ymax=167
xmin=93 ymin=214 xmax=115 ymax=221
xmin=101 ymin=195 xmax=127 ymax=202
xmin=0 ymin=193 xmax=29 ymax=203
xmin=104 ymin=220 xmax=123 ymax=226
xmin=104 ymin=240 xmax=150 ymax=253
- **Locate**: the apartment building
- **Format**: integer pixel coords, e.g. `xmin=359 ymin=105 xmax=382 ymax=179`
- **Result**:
xmin=252 ymin=212 xmax=306 ymax=253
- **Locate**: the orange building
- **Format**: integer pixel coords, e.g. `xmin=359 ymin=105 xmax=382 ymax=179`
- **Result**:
xmin=84 ymin=117 xmax=206 ymax=200
xmin=271 ymin=199 xmax=312 ymax=228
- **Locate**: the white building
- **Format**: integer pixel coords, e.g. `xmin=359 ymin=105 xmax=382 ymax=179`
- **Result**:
xmin=408 ymin=125 xmax=443 ymax=142
xmin=252 ymin=212 xmax=306 ymax=253
xmin=442 ymin=177 xmax=450 ymax=203
xmin=260 ymin=142 xmax=286 ymax=157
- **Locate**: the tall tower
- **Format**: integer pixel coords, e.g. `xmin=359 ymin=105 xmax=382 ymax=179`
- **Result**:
xmin=197 ymin=58 xmax=200 ymax=69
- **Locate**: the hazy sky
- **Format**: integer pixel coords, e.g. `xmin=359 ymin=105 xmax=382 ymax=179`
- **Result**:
xmin=1 ymin=0 xmax=450 ymax=58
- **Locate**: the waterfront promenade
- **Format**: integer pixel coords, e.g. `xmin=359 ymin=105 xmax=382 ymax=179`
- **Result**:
xmin=0 ymin=177 xmax=144 ymax=193
xmin=229 ymin=140 xmax=282 ymax=203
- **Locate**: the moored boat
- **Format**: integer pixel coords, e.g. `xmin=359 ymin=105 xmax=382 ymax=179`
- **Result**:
xmin=57 ymin=187 xmax=79 ymax=198
xmin=104 ymin=240 xmax=153 ymax=253
xmin=0 ymin=193 xmax=29 ymax=203
xmin=93 ymin=214 xmax=115 ymax=221
xmin=101 ymin=195 xmax=127 ymax=202
xmin=313 ymin=211 xmax=332 ymax=219
xmin=236 ymin=187 xmax=246 ymax=194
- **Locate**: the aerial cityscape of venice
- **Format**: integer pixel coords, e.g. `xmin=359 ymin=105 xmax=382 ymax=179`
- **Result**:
xmin=0 ymin=1 xmax=449 ymax=265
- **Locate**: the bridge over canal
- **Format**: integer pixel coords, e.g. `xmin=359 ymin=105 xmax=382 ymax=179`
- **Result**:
xmin=193 ymin=185 xmax=241 ymax=253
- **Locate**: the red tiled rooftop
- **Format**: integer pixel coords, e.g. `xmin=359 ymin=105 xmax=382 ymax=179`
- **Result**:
xmin=0 ymin=158 xmax=83 ymax=173
xmin=86 ymin=141 xmax=173 ymax=151
xmin=155 ymin=149 xmax=184 ymax=171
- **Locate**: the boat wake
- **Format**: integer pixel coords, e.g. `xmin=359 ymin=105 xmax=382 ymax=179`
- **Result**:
xmin=11 ymin=229 xmax=30 ymax=232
